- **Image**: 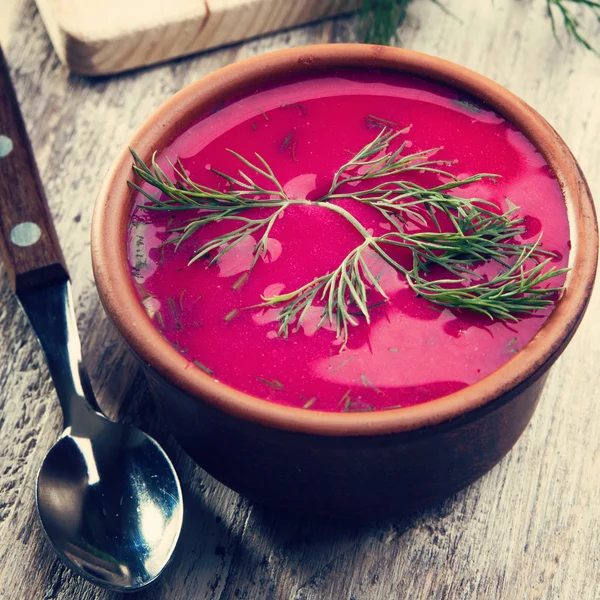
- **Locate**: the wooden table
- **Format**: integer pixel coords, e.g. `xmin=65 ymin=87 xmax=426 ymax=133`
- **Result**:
xmin=1 ymin=1 xmax=599 ymax=598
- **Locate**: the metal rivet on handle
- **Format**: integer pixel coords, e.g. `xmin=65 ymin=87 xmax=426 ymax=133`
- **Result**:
xmin=10 ymin=222 xmax=41 ymax=247
xmin=0 ymin=135 xmax=13 ymax=158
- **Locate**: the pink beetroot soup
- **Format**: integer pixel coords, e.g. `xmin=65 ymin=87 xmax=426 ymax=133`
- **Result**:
xmin=127 ymin=70 xmax=570 ymax=412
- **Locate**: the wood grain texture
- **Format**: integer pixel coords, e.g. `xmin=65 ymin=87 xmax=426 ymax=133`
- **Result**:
xmin=0 ymin=1 xmax=599 ymax=599
xmin=33 ymin=0 xmax=358 ymax=75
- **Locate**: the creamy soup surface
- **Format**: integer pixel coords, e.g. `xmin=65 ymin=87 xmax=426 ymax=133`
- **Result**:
xmin=127 ymin=70 xmax=570 ymax=412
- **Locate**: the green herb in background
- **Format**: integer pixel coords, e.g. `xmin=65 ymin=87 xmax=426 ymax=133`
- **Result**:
xmin=356 ymin=0 xmax=600 ymax=52
xmin=546 ymin=0 xmax=600 ymax=51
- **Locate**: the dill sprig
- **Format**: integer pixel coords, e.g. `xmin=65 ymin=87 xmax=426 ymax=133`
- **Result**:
xmin=130 ymin=147 xmax=286 ymax=207
xmin=355 ymin=0 xmax=600 ymax=52
xmin=259 ymin=237 xmax=387 ymax=345
xmin=357 ymin=0 xmax=412 ymax=46
xmin=129 ymin=124 xmax=567 ymax=349
xmin=130 ymin=148 xmax=299 ymax=266
xmin=546 ymin=0 xmax=600 ymax=52
xmin=260 ymin=223 xmax=566 ymax=347
xmin=406 ymin=243 xmax=567 ymax=320
xmin=323 ymin=127 xmax=460 ymax=197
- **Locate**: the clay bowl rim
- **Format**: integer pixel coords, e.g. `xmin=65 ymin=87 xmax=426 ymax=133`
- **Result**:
xmin=92 ymin=43 xmax=597 ymax=437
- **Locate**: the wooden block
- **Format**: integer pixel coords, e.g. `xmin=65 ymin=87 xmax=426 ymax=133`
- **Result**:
xmin=33 ymin=0 xmax=357 ymax=76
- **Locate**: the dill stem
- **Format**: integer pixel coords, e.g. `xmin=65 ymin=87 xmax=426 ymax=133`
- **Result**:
xmin=315 ymin=201 xmax=374 ymax=240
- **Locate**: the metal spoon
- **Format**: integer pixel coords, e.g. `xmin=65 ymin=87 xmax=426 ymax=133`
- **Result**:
xmin=0 ymin=47 xmax=183 ymax=591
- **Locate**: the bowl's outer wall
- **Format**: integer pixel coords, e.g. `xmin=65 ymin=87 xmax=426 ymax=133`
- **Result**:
xmin=92 ymin=45 xmax=598 ymax=517
xmin=144 ymin=365 xmax=547 ymax=518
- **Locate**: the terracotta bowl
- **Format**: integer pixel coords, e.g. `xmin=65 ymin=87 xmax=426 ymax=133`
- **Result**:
xmin=92 ymin=44 xmax=598 ymax=519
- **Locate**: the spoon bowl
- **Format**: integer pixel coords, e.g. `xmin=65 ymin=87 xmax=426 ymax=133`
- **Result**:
xmin=37 ymin=417 xmax=183 ymax=590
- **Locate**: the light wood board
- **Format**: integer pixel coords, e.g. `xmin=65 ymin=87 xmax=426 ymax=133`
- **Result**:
xmin=33 ymin=0 xmax=356 ymax=75
xmin=1 ymin=0 xmax=600 ymax=599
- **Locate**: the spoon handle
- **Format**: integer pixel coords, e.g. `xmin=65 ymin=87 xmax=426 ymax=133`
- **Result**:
xmin=0 ymin=45 xmax=69 ymax=296
xmin=0 ymin=47 xmax=101 ymax=426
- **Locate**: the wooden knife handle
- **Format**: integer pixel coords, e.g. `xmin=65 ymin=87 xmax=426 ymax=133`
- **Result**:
xmin=0 ymin=45 xmax=68 ymax=296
